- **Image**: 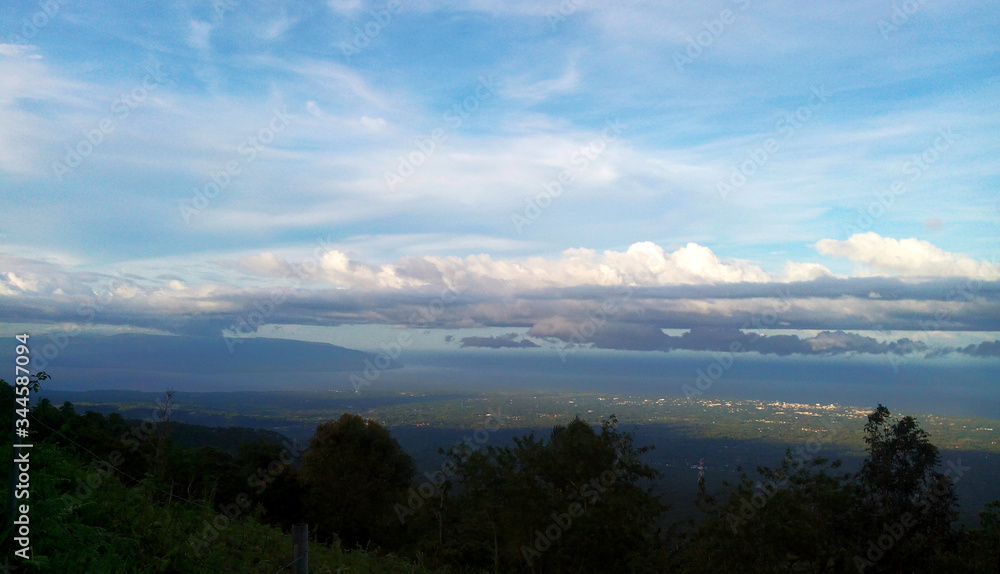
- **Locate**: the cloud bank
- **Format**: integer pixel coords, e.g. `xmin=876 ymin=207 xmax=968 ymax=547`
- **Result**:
xmin=2 ymin=235 xmax=998 ymax=351
xmin=529 ymin=325 xmax=933 ymax=357
xmin=460 ymin=333 xmax=540 ymax=349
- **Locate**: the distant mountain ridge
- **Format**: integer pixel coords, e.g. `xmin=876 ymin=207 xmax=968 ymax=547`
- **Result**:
xmin=37 ymin=333 xmax=398 ymax=391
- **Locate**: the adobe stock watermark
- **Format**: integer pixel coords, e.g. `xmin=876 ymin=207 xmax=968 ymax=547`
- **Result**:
xmin=52 ymin=59 xmax=171 ymax=182
xmin=180 ymin=106 xmax=292 ymax=224
xmin=842 ymin=128 xmax=955 ymax=238
xmin=683 ymin=286 xmax=793 ymax=399
xmin=870 ymin=324 xmax=906 ymax=374
xmin=877 ymin=0 xmax=930 ymax=39
xmin=521 ymin=469 xmax=617 ymax=566
xmin=350 ymin=287 xmax=459 ymax=392
xmin=219 ymin=236 xmax=460 ymax=364
xmin=222 ymin=232 xmax=335 ymax=353
xmin=339 ymin=1 xmax=401 ymax=58
xmin=213 ymin=0 xmax=240 ymax=24
xmin=853 ymin=458 xmax=970 ymax=572
xmin=59 ymin=451 xmax=125 ymax=509
xmin=61 ymin=392 xmax=178 ymax=510
xmin=394 ymin=409 xmax=506 ymax=523
xmin=511 ymin=119 xmax=625 ymax=234
xmin=727 ymin=416 xmax=843 ymax=533
xmin=547 ymin=0 xmax=584 ymax=28
xmin=384 ymin=76 xmax=497 ymax=191
xmin=910 ymin=271 xmax=990 ymax=359
xmin=223 ymin=288 xmax=290 ymax=354
xmin=31 ymin=276 xmax=132 ymax=372
xmin=718 ymin=86 xmax=830 ymax=200
xmin=188 ymin=438 xmax=307 ymax=556
xmin=555 ymin=281 xmax=635 ymax=364
xmin=674 ymin=0 xmax=751 ymax=71
xmin=5 ymin=0 xmax=67 ymax=46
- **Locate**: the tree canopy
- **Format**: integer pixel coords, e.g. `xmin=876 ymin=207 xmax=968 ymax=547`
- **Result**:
xmin=3 ymin=375 xmax=998 ymax=573
xmin=300 ymin=412 xmax=416 ymax=549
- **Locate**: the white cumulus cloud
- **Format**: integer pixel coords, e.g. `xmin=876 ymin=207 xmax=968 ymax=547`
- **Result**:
xmin=815 ymin=232 xmax=1000 ymax=279
xmin=241 ymin=241 xmax=775 ymax=291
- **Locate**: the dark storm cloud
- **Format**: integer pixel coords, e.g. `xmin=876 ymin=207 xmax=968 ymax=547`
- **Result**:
xmin=955 ymin=340 xmax=1000 ymax=358
xmin=531 ymin=323 xmax=933 ymax=357
xmin=460 ymin=333 xmax=540 ymax=349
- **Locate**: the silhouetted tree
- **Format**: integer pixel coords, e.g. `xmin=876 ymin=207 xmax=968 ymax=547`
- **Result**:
xmin=236 ymin=439 xmax=305 ymax=530
xmin=432 ymin=415 xmax=667 ymax=573
xmin=677 ymin=451 xmax=853 ymax=573
xmin=300 ymin=413 xmax=415 ymax=549
xmin=851 ymin=404 xmax=958 ymax=573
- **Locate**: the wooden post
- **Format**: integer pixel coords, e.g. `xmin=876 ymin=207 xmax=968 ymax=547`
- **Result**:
xmin=292 ymin=523 xmax=308 ymax=574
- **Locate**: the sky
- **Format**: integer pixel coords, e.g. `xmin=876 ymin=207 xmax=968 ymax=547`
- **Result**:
xmin=1 ymin=0 xmax=999 ymax=385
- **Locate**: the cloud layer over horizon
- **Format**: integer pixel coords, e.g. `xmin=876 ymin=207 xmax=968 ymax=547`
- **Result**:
xmin=1 ymin=1 xmax=998 ymax=365
xmin=2 ymin=234 xmax=998 ymax=355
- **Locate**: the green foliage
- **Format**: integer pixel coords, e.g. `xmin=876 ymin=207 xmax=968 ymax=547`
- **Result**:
xmin=676 ymin=453 xmax=855 ymax=573
xmin=234 ymin=438 xmax=306 ymax=531
xmin=669 ymin=404 xmax=997 ymax=574
xmin=301 ymin=413 xmax=416 ymax=550
xmin=956 ymin=500 xmax=1000 ymax=573
xmin=1 ymin=439 xmax=444 ymax=573
xmin=167 ymin=424 xmax=289 ymax=456
xmin=1 ymin=378 xmax=442 ymax=573
xmin=851 ymin=404 xmax=960 ymax=573
xmin=4 ymin=376 xmax=998 ymax=573
xmin=413 ymin=415 xmax=668 ymax=573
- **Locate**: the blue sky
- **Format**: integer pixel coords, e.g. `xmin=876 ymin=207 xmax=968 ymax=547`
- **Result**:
xmin=1 ymin=0 xmax=999 ymax=363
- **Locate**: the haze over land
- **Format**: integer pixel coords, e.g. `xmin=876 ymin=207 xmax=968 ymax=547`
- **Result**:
xmin=0 ymin=1 xmax=998 ymax=440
